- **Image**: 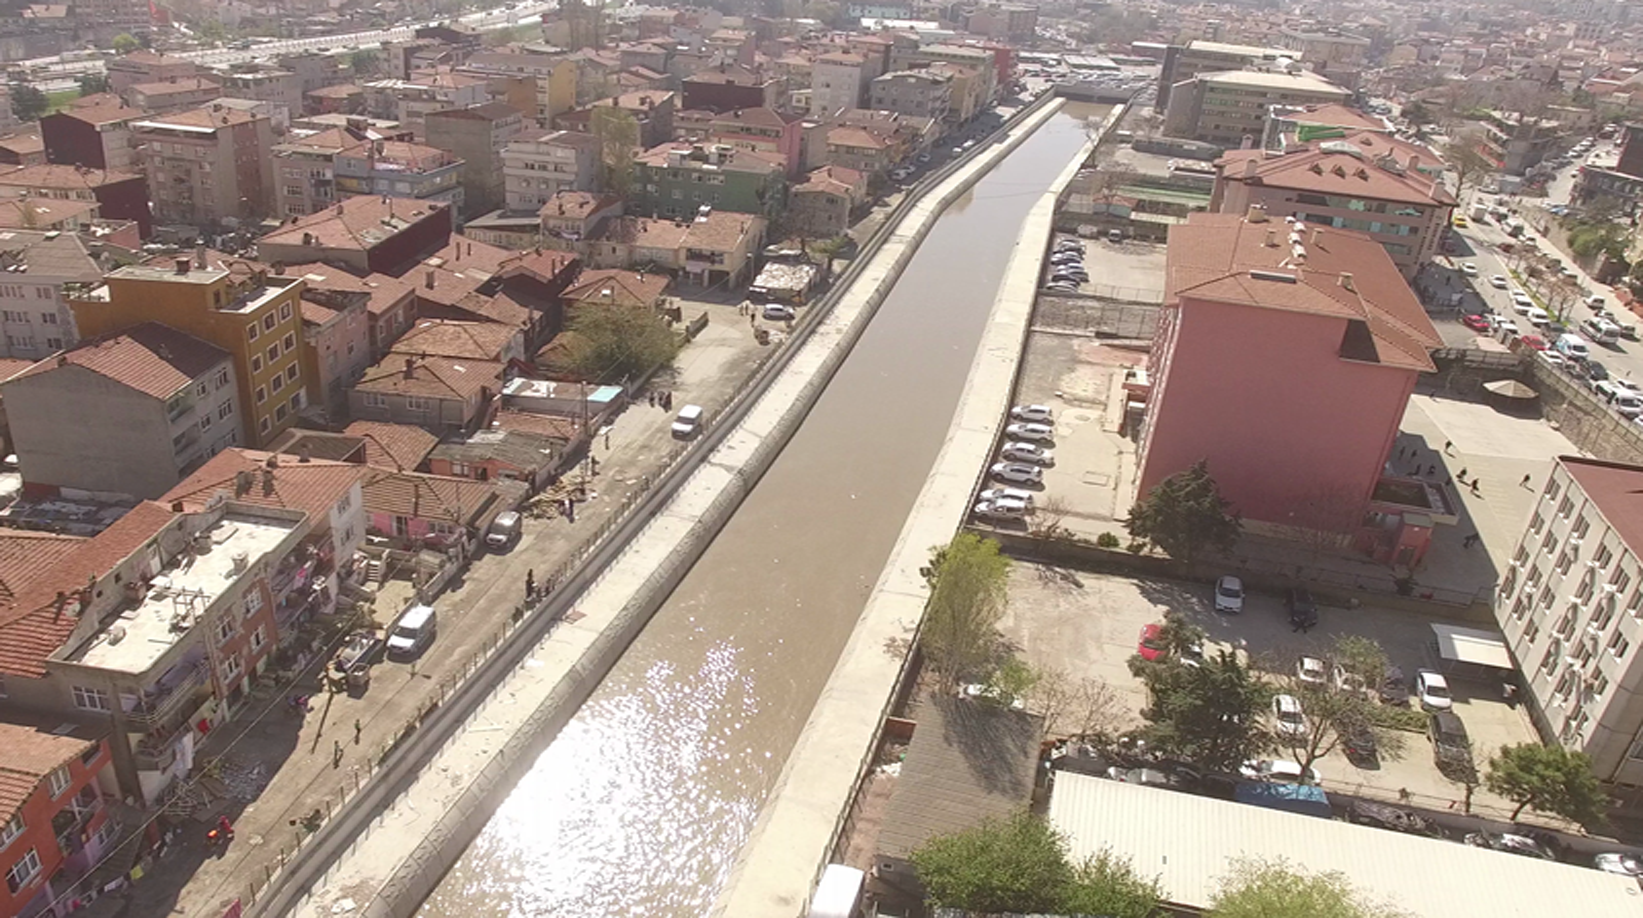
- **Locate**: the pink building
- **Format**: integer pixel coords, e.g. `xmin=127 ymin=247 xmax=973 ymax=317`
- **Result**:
xmin=1137 ymin=211 xmax=1444 ymax=562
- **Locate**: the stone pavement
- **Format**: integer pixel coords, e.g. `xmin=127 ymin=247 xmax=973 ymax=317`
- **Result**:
xmin=119 ymin=310 xmax=765 ymax=918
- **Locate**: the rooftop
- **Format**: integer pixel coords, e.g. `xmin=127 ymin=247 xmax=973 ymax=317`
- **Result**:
xmin=1560 ymin=456 xmax=1643 ymax=555
xmin=0 ymin=229 xmax=102 ymax=281
xmin=100 ymin=267 xmax=299 ymax=315
xmin=133 ymin=104 xmax=262 ymax=132
xmin=0 ymin=164 xmax=141 ymax=191
xmin=1166 ymin=212 xmax=1441 ymax=372
xmin=258 ymin=195 xmax=448 ymax=258
xmin=1219 ymin=131 xmax=1454 ymax=206
xmin=163 ymin=449 xmax=363 ymax=522
xmin=1198 ymin=68 xmax=1347 ymax=95
xmin=0 ymin=720 xmax=100 ymax=823
xmin=343 ymin=420 xmax=438 ymax=471
xmin=354 ymin=354 xmax=503 ymax=401
xmin=1049 ymin=772 xmax=1643 ymax=918
xmin=10 ymin=323 xmax=227 ymax=401
xmin=561 ymin=268 xmax=669 ymax=308
xmin=70 ymin=511 xmax=298 ymax=674
xmin=390 ymin=318 xmax=517 ymax=362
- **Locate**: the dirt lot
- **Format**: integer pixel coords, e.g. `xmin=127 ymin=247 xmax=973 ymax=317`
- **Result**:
xmin=1000 ymin=562 xmax=1544 ymax=819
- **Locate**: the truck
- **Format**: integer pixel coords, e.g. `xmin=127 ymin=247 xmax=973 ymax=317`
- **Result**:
xmin=1505 ymin=219 xmax=1526 ymax=238
xmin=1471 ymin=203 xmax=1488 ymax=222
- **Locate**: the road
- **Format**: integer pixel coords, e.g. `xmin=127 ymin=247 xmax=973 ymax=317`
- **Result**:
xmin=412 ymin=104 xmax=1105 ymax=918
xmin=175 ymin=3 xmax=553 ymax=65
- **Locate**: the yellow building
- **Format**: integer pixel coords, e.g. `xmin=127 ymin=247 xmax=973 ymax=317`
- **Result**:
xmin=69 ymin=260 xmax=310 ymax=447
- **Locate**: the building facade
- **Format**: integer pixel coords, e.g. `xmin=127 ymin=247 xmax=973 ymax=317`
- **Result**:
xmin=1163 ymin=69 xmax=1349 ymax=147
xmin=40 ymin=99 xmax=144 ymax=173
xmin=423 ymin=102 xmax=526 ymax=217
xmin=134 ymin=105 xmax=276 ymax=229
xmin=0 ymin=723 xmax=119 ymax=918
xmin=870 ymin=70 xmax=952 ymax=123
xmin=333 ymin=139 xmax=465 ymax=212
xmin=271 ymin=128 xmax=353 ymax=219
xmin=0 ymin=231 xmax=105 ymax=361
xmin=630 ymin=142 xmax=785 ymax=220
xmin=502 ymin=130 xmax=602 ymax=213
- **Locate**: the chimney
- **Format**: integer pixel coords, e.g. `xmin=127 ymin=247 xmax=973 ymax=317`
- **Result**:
xmin=195 ymin=242 xmax=207 ymax=269
xmin=1243 ymin=158 xmax=1258 ymax=178
xmin=1310 ymin=227 xmax=1321 ymax=245
xmin=403 ymin=356 xmax=415 ymax=378
xmin=1245 ymin=204 xmax=1267 ymax=224
xmin=425 ymin=269 xmax=435 ymax=289
xmin=299 ymin=443 xmax=312 ymax=463
xmin=1409 ymin=154 xmax=1421 ymax=171
xmin=1340 ymin=272 xmax=1355 ymax=292
xmin=261 ymin=467 xmax=274 ymax=496
xmin=174 ymin=257 xmax=190 ymax=275
xmin=55 ymin=354 xmax=67 ymax=367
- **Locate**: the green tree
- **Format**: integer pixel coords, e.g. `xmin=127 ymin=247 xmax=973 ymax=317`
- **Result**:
xmin=912 ymin=812 xmax=1160 ymax=917
xmin=9 ymin=83 xmax=46 ymax=122
xmin=920 ymin=532 xmax=1010 ymax=691
xmin=1125 ymin=460 xmax=1242 ymax=562
xmin=982 ymin=655 xmax=1038 ymax=708
xmin=1130 ymin=647 xmax=1271 ymax=772
xmin=562 ymin=302 xmax=679 ymax=382
xmin=1484 ymin=743 xmax=1607 ymax=823
xmin=1401 ymin=100 xmax=1434 ymax=126
xmin=589 ymin=105 xmax=640 ymax=198
xmin=350 ymin=49 xmax=382 ymax=78
xmin=111 ymin=33 xmax=140 ymax=53
xmin=1210 ymin=858 xmax=1407 ymax=918
xmin=77 ymin=73 xmax=110 ymax=97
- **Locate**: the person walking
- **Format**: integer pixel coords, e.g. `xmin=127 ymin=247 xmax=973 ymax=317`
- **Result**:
xmin=1520 ymin=473 xmax=1533 ymax=489
xmin=1458 ymin=467 xmax=1469 ymax=483
xmin=1444 ymin=440 xmax=1454 ymax=455
xmin=1471 ymin=479 xmax=1481 ymax=496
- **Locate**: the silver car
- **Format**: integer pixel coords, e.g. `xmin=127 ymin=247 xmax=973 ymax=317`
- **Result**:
xmin=1005 ymin=422 xmax=1054 ymax=441
xmin=1000 ymin=441 xmax=1053 ymax=465
xmin=990 ymin=462 xmax=1042 ymax=484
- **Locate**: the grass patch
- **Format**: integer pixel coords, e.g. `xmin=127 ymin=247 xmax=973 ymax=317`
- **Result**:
xmin=45 ymin=89 xmax=78 ymax=115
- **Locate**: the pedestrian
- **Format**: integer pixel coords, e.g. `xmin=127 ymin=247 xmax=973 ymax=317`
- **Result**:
xmin=1426 ymin=464 xmax=1436 ymax=476
xmin=526 ymin=568 xmax=535 ymax=594
xmin=1397 ymin=446 xmax=1406 ymax=461
xmin=333 ymin=740 xmax=343 ymax=768
xmin=604 ymin=430 xmax=611 ymax=450
xmin=353 ymin=719 xmax=362 ymax=744
xmin=749 ymin=312 xmax=756 ymax=327
xmin=1445 ymin=476 xmax=1452 ymax=488
xmin=1471 ymin=479 xmax=1481 ymax=495
xmin=1458 ymin=467 xmax=1469 ymax=482
xmin=648 ymin=391 xmax=656 ymax=407
xmin=1520 ymin=473 xmax=1533 ymax=488
xmin=1444 ymin=440 xmax=1454 ymax=454
xmin=566 ymin=499 xmax=576 ymax=523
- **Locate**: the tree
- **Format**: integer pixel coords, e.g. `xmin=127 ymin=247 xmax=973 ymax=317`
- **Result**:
xmin=1401 ymin=100 xmax=1435 ymax=127
xmin=1209 ymin=858 xmax=1408 ymax=918
xmin=111 ymin=33 xmax=140 ymax=54
xmin=1484 ymin=743 xmax=1607 ymax=823
xmin=1442 ymin=140 xmax=1494 ymax=199
xmin=1029 ymin=668 xmax=1124 ymax=741
xmin=1130 ymin=647 xmax=1271 ymax=772
xmin=920 ymin=533 xmax=1011 ymax=690
xmin=562 ymin=302 xmax=679 ymax=382
xmin=589 ymin=105 xmax=640 ymax=198
xmin=1124 ymin=460 xmax=1242 ymax=562
xmin=9 ymin=83 xmax=46 ymax=123
xmin=77 ymin=73 xmax=109 ymax=97
xmin=350 ymin=49 xmax=382 ymax=78
xmin=912 ymin=812 xmax=1160 ymax=918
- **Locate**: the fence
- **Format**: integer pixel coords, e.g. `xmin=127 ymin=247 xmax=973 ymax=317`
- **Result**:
xmin=1034 ymin=294 xmax=1159 ymax=339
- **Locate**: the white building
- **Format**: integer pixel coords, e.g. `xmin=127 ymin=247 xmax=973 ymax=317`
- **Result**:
xmin=0 ymin=230 xmax=106 ymax=360
xmin=502 ymin=130 xmax=602 ymax=213
xmin=1497 ymin=456 xmax=1643 ymax=786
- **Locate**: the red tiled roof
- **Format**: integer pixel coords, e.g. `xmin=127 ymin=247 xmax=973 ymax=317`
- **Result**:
xmin=342 ymin=420 xmax=438 ymax=471
xmin=354 ymin=354 xmax=503 ymax=401
xmin=258 ymin=195 xmax=448 ymax=255
xmin=162 ymin=449 xmax=363 ymax=523
xmin=562 ymin=268 xmax=669 ymax=308
xmin=1216 ymin=131 xmax=1455 ymax=207
xmin=390 ymin=319 xmax=518 ymax=362
xmin=1166 ymin=212 xmax=1441 ymax=372
xmin=360 ymin=467 xmax=520 ymax=526
xmin=0 ymin=722 xmax=97 ymax=823
xmin=1561 ymin=457 xmax=1643 ymax=557
xmin=10 ymin=323 xmax=226 ymax=400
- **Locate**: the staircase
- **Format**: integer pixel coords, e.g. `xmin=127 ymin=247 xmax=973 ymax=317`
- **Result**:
xmin=365 ymin=557 xmax=386 ymax=584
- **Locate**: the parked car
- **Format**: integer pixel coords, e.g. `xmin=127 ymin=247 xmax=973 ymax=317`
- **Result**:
xmin=1428 ymin=710 xmax=1474 ymax=776
xmin=1490 ymin=274 xmax=1509 ymax=288
xmin=1295 ymin=656 xmax=1327 ymax=685
xmin=1137 ymin=623 xmax=1167 ymax=661
xmin=1461 ymin=263 xmax=1479 ymax=277
xmin=1000 ymin=441 xmax=1053 ymax=464
xmin=1340 ymin=721 xmax=1379 ymax=764
xmin=1213 ymin=575 xmax=1244 ymax=614
xmin=1286 ymin=588 xmax=1319 ymax=629
xmin=1519 ymin=334 xmax=1547 ymax=351
xmin=1010 ymin=404 xmax=1054 ymax=422
xmin=979 ymin=487 xmax=1035 ymax=507
xmin=1347 ymin=800 xmax=1438 ymax=836
xmin=1414 ymin=669 xmax=1453 ymax=710
xmin=1272 ymin=693 xmax=1308 ymax=739
xmin=973 ymin=498 xmax=1029 ymax=520
xmin=990 ymin=462 xmax=1042 ymax=484
xmin=1105 ymin=766 xmax=1184 ymax=789
xmin=1594 ymin=853 xmax=1643 ymax=876
xmin=762 ymin=303 xmax=796 ymax=321
xmin=1050 ymin=252 xmax=1084 ymax=265
xmin=1585 ymin=359 xmax=1610 ymax=383
xmin=1044 ymin=281 xmax=1081 ymax=293
xmin=1005 ymin=422 xmax=1054 ymax=441
xmin=1379 ymin=665 xmax=1411 ymax=705
xmin=1462 ymin=313 xmax=1492 ymax=332
xmin=1464 ymin=832 xmax=1555 ymax=860
xmin=1527 ymin=307 xmax=1550 ymax=326
xmin=1238 ymin=758 xmax=1320 ymax=785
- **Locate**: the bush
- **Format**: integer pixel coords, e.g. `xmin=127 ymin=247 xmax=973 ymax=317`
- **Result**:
xmin=1097 ymin=532 xmax=1121 ymax=549
xmin=1126 ymin=540 xmax=1147 ymax=554
xmin=1369 ymin=704 xmax=1429 ymax=733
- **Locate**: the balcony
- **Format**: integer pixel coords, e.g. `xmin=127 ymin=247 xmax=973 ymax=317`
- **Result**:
xmin=125 ymin=660 xmax=209 ymax=731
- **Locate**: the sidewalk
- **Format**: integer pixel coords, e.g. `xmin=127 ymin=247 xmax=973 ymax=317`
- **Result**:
xmin=121 ymin=311 xmax=766 ymax=918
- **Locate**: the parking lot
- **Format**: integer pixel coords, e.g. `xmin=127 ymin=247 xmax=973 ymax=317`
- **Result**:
xmin=1001 ymin=563 xmax=1545 ymax=818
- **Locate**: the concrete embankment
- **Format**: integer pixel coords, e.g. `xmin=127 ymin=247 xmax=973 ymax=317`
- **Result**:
xmin=269 ymin=97 xmax=1070 ymax=918
xmin=711 ymin=104 xmax=1123 ymax=918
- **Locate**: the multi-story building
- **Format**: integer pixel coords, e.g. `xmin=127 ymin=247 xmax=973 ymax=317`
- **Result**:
xmin=1278 ymin=28 xmax=1369 ymax=90
xmin=255 ymin=195 xmax=454 ymax=276
xmin=502 ymin=130 xmax=602 ymax=213
xmin=423 ymin=102 xmax=526 ymax=217
xmin=0 ymin=230 xmax=104 ymax=360
xmin=68 ymin=261 xmax=310 ymax=448
xmin=456 ymin=49 xmax=579 ymax=126
xmin=1212 ymin=132 xmax=1454 ymax=276
xmin=892 ymin=44 xmax=996 ymax=106
xmin=696 ymin=107 xmax=806 ymax=178
xmin=1496 ymin=457 xmax=1643 ymax=786
xmin=1154 ymin=39 xmax=1295 ymax=112
xmin=870 ymin=70 xmax=952 ymax=123
xmin=1 ymin=323 xmax=240 ymax=499
xmin=39 ymin=98 xmax=144 ymax=173
xmin=811 ymin=52 xmax=869 ymax=118
xmin=106 ymin=51 xmax=198 ymax=98
xmin=960 ymin=2 xmax=1038 ymax=42
xmin=629 ymin=142 xmax=786 ymax=220
xmin=0 ymin=164 xmax=151 ymax=238
xmin=789 ymin=164 xmax=865 ymax=238
xmin=581 ymin=208 xmax=765 ymax=287
xmin=0 ymin=720 xmax=119 ymax=918
xmin=361 ymin=74 xmax=489 ymax=140
xmin=134 ymin=104 xmax=276 ymax=230
xmin=680 ymin=65 xmax=783 ymax=114
xmin=271 ymin=127 xmax=355 ymax=219
xmin=1478 ymin=110 xmax=1558 ymax=177
xmin=1163 ymin=69 xmax=1350 ymax=148
xmin=333 ymin=138 xmax=465 ymax=212
xmin=555 ymin=90 xmax=677 ymax=150
xmin=1137 ymin=211 xmax=1442 ymax=550
xmin=127 ymin=77 xmax=225 ymax=115
xmin=213 ymin=66 xmax=304 ymax=122
xmin=282 ymin=263 xmax=372 ymax=421
xmin=350 ymin=353 xmax=504 ymax=432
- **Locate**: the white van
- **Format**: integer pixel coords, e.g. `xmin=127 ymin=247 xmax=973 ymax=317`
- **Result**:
xmin=1555 ymin=334 xmax=1590 ymax=360
xmin=1582 ymin=317 xmax=1620 ymax=345
xmin=387 ymin=604 xmax=437 ymax=659
xmin=671 ymin=404 xmax=704 ymax=439
xmin=806 ymin=864 xmax=864 ymax=918
xmin=484 ymin=511 xmax=521 ymax=550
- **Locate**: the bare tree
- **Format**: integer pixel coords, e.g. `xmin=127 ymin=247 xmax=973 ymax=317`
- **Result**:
xmin=1031 ymin=667 xmax=1127 ymax=741
xmin=1287 ymin=483 xmax=1366 ymax=564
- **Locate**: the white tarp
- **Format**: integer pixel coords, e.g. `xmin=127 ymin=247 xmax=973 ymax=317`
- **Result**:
xmin=1431 ymin=623 xmax=1513 ymax=670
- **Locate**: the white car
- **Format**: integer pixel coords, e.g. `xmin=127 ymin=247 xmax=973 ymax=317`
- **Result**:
xmin=1213 ymin=575 xmax=1244 ymax=614
xmin=1461 ymin=263 xmax=1478 ymax=277
xmin=1295 ymin=656 xmax=1327 ymax=685
xmin=1000 ymin=441 xmax=1053 ymax=465
xmin=1414 ymin=669 xmax=1453 ymax=711
xmin=1511 ymin=290 xmax=1535 ymax=311
xmin=1010 ymin=404 xmax=1054 ymax=422
xmin=762 ymin=303 xmax=796 ymax=321
xmin=1005 ymin=422 xmax=1054 ymax=441
xmin=1489 ymin=275 xmax=1509 ymax=289
xmin=1495 ymin=319 xmax=1521 ymax=337
xmin=1239 ymin=759 xmax=1321 ymax=785
xmin=973 ymin=497 xmax=1029 ymax=520
xmin=1272 ymin=693 xmax=1308 ymax=739
xmin=979 ymin=487 xmax=1035 ymax=507
xmin=990 ymin=462 xmax=1042 ymax=484
xmin=1527 ymin=307 xmax=1550 ymax=326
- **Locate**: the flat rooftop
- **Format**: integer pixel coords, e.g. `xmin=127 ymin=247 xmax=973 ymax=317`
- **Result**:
xmin=72 ymin=513 xmax=296 ymax=675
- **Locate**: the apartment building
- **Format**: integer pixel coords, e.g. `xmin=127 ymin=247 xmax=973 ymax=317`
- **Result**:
xmin=456 ymin=50 xmax=578 ymax=126
xmin=811 ymin=52 xmax=870 ymax=117
xmin=698 ymin=107 xmax=805 ymax=178
xmin=554 ymin=90 xmax=677 ymax=150
xmin=1479 ymin=110 xmax=1557 ymax=177
xmin=134 ymin=105 xmax=276 ymax=229
xmin=362 ymin=73 xmax=490 ymax=140
xmin=1212 ymin=132 xmax=1454 ymax=275
xmin=502 ymin=130 xmax=602 ymax=213
xmin=789 ymin=164 xmax=865 ymax=238
xmin=255 ymin=195 xmax=454 ymax=276
xmin=214 ymin=66 xmax=303 ymax=119
xmin=271 ymin=128 xmax=354 ymax=218
xmin=1278 ymin=28 xmax=1369 ymax=90
xmin=106 ymin=51 xmax=198 ymax=98
xmin=2 ymin=323 xmax=239 ymax=499
xmin=40 ymin=98 xmax=145 ymax=172
xmin=128 ymin=78 xmax=224 ymax=115
xmin=1497 ymin=458 xmax=1643 ymax=786
xmin=423 ymin=103 xmax=526 ymax=217
xmin=681 ymin=65 xmax=784 ymax=114
xmin=0 ymin=721 xmax=118 ymax=918
xmin=630 ymin=142 xmax=786 ymax=220
xmin=68 ymin=261 xmax=310 ymax=448
xmin=0 ymin=230 xmax=104 ymax=361
xmin=1155 ymin=39 xmax=1295 ymax=112
xmin=0 ymin=165 xmax=151 ymax=238
xmin=870 ymin=70 xmax=952 ymax=123
xmin=1164 ymin=69 xmax=1349 ymax=147
xmin=334 ymin=139 xmax=465 ymax=212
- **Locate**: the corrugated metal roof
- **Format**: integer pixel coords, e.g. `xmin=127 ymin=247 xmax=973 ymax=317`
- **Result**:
xmin=1048 ymin=773 xmax=1643 ymax=918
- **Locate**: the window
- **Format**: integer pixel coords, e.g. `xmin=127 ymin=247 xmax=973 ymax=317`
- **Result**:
xmin=251 ymin=354 xmax=262 ymax=374
xmin=218 ymin=401 xmax=233 ymax=420
xmin=34 ymin=287 xmax=50 ymax=300
xmin=1610 ymin=630 xmax=1630 ymax=660
xmin=1522 ymin=619 xmax=1539 ymax=644
xmin=215 ymin=615 xmax=234 ymax=645
xmin=250 ymin=626 xmax=266 ymax=652
xmin=285 ymin=364 xmax=298 ymax=383
xmin=283 ymin=332 xmax=295 ymax=352
xmin=362 ymin=393 xmax=386 ymax=408
xmin=1513 ymin=544 xmax=1529 ymax=568
xmin=200 ymin=413 xmax=212 ymax=431
xmin=0 ymin=812 xmax=21 ymax=848
xmin=1558 ymin=496 xmax=1575 ymax=519
xmin=44 ymin=337 xmax=61 ymax=350
xmin=1530 ymin=511 xmax=1545 ymax=534
xmin=197 ymin=380 xmax=209 ymax=398
xmin=1500 ymin=568 xmax=1518 ymax=599
xmin=46 ymin=764 xmax=69 ymax=798
xmin=215 ymin=367 xmax=230 ymax=388
xmin=1576 ymin=570 xmax=1597 ymax=603
xmin=72 ymin=685 xmax=109 ymax=712
xmin=1575 ymin=515 xmax=1593 ymax=542
xmin=255 ymin=386 xmax=266 ymax=404
xmin=38 ymin=312 xmax=56 ymax=325
xmin=247 ymin=323 xmax=259 ymax=342
xmin=271 ymin=374 xmax=283 ymax=394
xmin=274 ymin=403 xmax=288 ymax=422
xmin=291 ymin=392 xmax=305 ymax=413
xmin=405 ymin=396 xmax=431 ymax=412
xmin=267 ymin=343 xmax=280 ymax=362
xmin=244 ymin=588 xmax=264 ymax=618
xmin=1557 ymin=551 xmax=1576 ymax=577
xmin=0 ymin=310 xmax=25 ymax=323
xmin=259 ymin=417 xmax=271 ymax=435
xmin=1545 ymin=478 xmax=1561 ymax=502
xmin=6 ymin=847 xmax=39 ymax=893
xmin=1555 ymin=607 xmax=1577 ymax=639
xmin=1595 ymin=544 xmax=1613 ymax=569
xmin=1542 ymin=532 xmax=1559 ymax=556
xmin=223 ymin=653 xmax=242 ymax=682
xmin=262 ymin=313 xmax=277 ymax=332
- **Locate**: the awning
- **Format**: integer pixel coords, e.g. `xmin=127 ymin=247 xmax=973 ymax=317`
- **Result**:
xmin=1431 ymin=624 xmax=1513 ymax=670
xmin=1483 ymin=379 xmax=1538 ymax=400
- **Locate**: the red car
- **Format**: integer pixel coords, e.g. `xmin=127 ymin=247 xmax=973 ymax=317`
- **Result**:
xmin=1520 ymin=334 xmax=1548 ymax=351
xmin=1462 ymin=314 xmax=1491 ymax=332
xmin=1138 ymin=623 xmax=1167 ymax=661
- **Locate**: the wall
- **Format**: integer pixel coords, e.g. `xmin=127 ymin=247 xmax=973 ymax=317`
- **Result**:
xmin=5 ymin=365 xmax=181 ymax=499
xmin=0 ymin=739 xmax=115 ymax=918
